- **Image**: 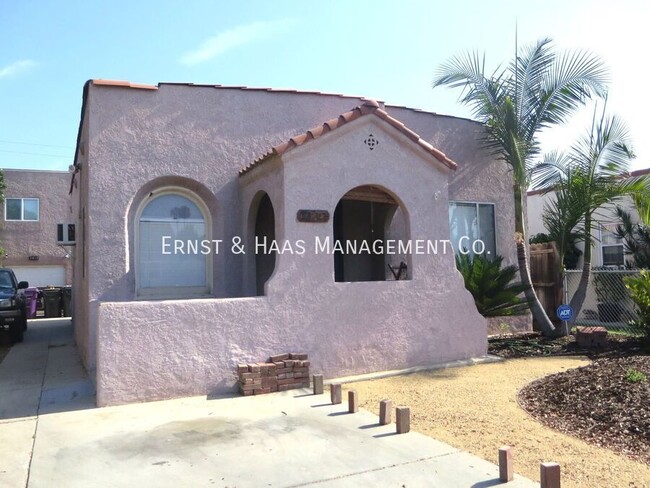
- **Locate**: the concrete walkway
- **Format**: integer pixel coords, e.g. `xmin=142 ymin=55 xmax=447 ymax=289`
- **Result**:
xmin=0 ymin=320 xmax=538 ymax=488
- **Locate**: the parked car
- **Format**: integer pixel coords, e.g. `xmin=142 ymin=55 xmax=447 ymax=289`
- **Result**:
xmin=0 ymin=268 xmax=28 ymax=343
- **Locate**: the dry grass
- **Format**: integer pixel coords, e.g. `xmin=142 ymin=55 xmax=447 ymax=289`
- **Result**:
xmin=347 ymin=356 xmax=650 ymax=488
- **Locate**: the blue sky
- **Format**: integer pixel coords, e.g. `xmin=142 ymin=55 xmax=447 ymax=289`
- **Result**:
xmin=1 ymin=0 xmax=648 ymax=171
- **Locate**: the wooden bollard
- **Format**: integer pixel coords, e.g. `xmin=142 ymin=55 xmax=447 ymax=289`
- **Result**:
xmin=540 ymin=462 xmax=561 ymax=488
xmin=396 ymin=406 xmax=410 ymax=434
xmin=498 ymin=446 xmax=513 ymax=482
xmin=330 ymin=383 xmax=342 ymax=404
xmin=313 ymin=374 xmax=324 ymax=395
xmin=379 ymin=399 xmax=392 ymax=425
xmin=348 ymin=390 xmax=358 ymax=413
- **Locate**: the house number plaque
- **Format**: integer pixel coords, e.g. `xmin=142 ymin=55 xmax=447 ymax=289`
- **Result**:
xmin=297 ymin=210 xmax=329 ymax=223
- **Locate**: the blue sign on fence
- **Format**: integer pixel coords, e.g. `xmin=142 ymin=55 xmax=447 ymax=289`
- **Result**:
xmin=556 ymin=304 xmax=574 ymax=321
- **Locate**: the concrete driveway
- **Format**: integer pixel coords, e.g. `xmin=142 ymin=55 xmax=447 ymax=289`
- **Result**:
xmin=0 ymin=319 xmax=538 ymax=488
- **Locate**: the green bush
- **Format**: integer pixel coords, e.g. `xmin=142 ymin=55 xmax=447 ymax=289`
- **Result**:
xmin=623 ymin=270 xmax=650 ymax=339
xmin=625 ymin=368 xmax=647 ymax=383
xmin=455 ymin=253 xmax=530 ymax=317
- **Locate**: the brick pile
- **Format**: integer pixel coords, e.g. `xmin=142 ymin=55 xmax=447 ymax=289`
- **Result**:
xmin=238 ymin=353 xmax=310 ymax=396
xmin=576 ymin=326 xmax=608 ymax=348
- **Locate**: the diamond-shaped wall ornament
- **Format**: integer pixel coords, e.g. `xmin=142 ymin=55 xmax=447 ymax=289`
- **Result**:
xmin=364 ymin=134 xmax=379 ymax=150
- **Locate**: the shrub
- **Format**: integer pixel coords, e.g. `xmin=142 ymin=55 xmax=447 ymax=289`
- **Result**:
xmin=623 ymin=270 xmax=650 ymax=339
xmin=625 ymin=368 xmax=647 ymax=383
xmin=455 ymin=253 xmax=530 ymax=317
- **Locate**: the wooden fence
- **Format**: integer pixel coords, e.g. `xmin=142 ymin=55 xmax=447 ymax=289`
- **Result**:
xmin=530 ymin=242 xmax=563 ymax=321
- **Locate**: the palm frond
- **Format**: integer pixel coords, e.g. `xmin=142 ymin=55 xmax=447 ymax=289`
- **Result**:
xmin=432 ymin=51 xmax=506 ymax=122
xmin=511 ymin=38 xmax=555 ymax=133
xmin=529 ymin=150 xmax=572 ymax=190
xmin=531 ymin=49 xmax=608 ymax=135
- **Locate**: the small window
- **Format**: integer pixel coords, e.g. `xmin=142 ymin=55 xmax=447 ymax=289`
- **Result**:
xmin=449 ymin=202 xmax=496 ymax=258
xmin=600 ymin=223 xmax=624 ymax=266
xmin=57 ymin=224 xmax=76 ymax=244
xmin=5 ymin=198 xmax=39 ymax=221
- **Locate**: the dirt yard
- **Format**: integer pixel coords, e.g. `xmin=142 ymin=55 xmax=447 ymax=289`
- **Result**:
xmin=348 ymin=357 xmax=650 ymax=488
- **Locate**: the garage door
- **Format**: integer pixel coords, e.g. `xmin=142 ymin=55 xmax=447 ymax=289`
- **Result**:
xmin=11 ymin=266 xmax=66 ymax=287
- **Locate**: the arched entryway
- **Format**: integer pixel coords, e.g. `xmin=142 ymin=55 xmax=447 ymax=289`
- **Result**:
xmin=333 ymin=185 xmax=410 ymax=282
xmin=253 ymin=193 xmax=276 ymax=295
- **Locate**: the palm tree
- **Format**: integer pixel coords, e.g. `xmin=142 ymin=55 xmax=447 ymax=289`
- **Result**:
xmin=433 ymin=38 xmax=608 ymax=335
xmin=615 ymin=205 xmax=650 ymax=268
xmin=532 ymin=108 xmax=646 ymax=322
xmin=538 ymin=162 xmax=587 ymax=269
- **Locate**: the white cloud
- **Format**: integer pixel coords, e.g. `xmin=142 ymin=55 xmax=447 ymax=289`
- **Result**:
xmin=0 ymin=59 xmax=36 ymax=79
xmin=180 ymin=19 xmax=295 ymax=66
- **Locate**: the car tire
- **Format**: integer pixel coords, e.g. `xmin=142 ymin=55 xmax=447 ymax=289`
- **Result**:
xmin=9 ymin=320 xmax=24 ymax=343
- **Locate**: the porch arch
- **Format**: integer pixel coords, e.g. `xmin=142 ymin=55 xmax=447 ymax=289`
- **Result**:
xmin=247 ymin=191 xmax=276 ymax=296
xmin=333 ymin=185 xmax=410 ymax=282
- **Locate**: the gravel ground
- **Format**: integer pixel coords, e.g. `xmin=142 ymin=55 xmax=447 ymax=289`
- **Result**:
xmin=348 ymin=357 xmax=650 ymax=488
xmin=519 ymin=356 xmax=650 ymax=464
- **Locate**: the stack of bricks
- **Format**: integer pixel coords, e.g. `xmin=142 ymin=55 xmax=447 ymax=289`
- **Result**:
xmin=238 ymin=353 xmax=310 ymax=396
xmin=576 ymin=326 xmax=608 ymax=348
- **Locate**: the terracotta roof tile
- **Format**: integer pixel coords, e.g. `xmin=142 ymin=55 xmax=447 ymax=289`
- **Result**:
xmin=240 ymin=100 xmax=457 ymax=176
xmin=91 ymin=79 xmax=158 ymax=90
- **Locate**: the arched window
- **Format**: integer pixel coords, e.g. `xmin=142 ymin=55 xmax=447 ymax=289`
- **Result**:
xmin=137 ymin=190 xmax=210 ymax=297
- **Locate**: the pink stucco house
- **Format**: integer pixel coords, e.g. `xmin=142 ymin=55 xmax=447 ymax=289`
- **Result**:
xmin=70 ymin=80 xmax=519 ymax=406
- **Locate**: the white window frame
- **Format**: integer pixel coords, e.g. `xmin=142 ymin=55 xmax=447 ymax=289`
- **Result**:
xmin=134 ymin=187 xmax=213 ymax=299
xmin=4 ymin=197 xmax=40 ymax=221
xmin=448 ymin=201 xmax=497 ymax=257
xmin=600 ymin=223 xmax=625 ymax=267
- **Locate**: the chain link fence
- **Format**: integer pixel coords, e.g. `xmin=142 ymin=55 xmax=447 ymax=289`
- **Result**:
xmin=564 ymin=268 xmax=644 ymax=336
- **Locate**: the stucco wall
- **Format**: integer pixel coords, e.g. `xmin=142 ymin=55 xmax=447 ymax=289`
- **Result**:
xmin=76 ymin=83 xmax=515 ymax=403
xmin=96 ymin=115 xmax=486 ymax=405
xmin=1 ymin=169 xmax=73 ymax=283
xmin=385 ymin=107 xmax=517 ymax=268
xmin=71 ymin=113 xmax=91 ymax=368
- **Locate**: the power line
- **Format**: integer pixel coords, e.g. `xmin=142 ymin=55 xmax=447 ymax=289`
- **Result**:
xmin=0 ymin=139 xmax=74 ymax=149
xmin=0 ymin=149 xmax=72 ymax=159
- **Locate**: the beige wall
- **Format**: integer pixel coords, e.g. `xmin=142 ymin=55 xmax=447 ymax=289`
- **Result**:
xmin=1 ymin=169 xmax=73 ymax=284
xmin=527 ymin=191 xmax=638 ymax=268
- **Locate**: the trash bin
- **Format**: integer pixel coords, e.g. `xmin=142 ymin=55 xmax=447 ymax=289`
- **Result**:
xmin=42 ymin=287 xmax=62 ymax=318
xmin=62 ymin=286 xmax=72 ymax=317
xmin=23 ymin=287 xmax=40 ymax=319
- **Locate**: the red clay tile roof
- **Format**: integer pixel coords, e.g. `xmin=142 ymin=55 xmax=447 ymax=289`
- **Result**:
xmin=240 ymin=100 xmax=457 ymax=176
xmin=91 ymin=79 xmax=158 ymax=90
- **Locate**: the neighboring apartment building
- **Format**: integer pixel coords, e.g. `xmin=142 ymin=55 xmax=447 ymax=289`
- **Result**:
xmin=527 ymin=167 xmax=650 ymax=268
xmin=1 ymin=169 xmax=74 ymax=286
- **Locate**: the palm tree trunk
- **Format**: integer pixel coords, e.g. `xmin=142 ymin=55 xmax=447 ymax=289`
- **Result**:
xmin=515 ymin=187 xmax=556 ymax=335
xmin=569 ymin=215 xmax=592 ymax=324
